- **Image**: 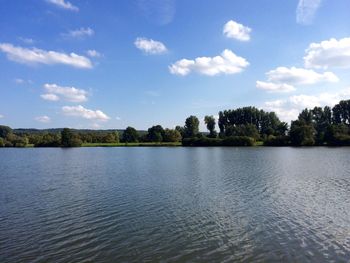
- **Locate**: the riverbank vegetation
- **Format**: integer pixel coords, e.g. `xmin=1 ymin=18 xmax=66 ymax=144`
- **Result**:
xmin=1 ymin=99 xmax=350 ymax=147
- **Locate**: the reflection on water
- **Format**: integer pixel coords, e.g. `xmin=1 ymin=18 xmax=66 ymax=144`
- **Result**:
xmin=0 ymin=147 xmax=349 ymax=262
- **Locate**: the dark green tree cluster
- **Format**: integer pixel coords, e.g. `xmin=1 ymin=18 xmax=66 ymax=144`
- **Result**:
xmin=287 ymin=101 xmax=350 ymax=146
xmin=218 ymin=107 xmax=287 ymax=138
xmin=0 ymin=125 xmax=28 ymax=147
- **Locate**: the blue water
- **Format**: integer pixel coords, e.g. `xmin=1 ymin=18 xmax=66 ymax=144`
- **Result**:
xmin=0 ymin=147 xmax=349 ymax=262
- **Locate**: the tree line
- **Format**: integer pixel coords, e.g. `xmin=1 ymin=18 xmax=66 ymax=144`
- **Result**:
xmin=1 ymin=99 xmax=350 ymax=147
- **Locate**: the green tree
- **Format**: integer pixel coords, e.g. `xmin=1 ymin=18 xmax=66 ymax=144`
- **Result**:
xmin=147 ymin=125 xmax=165 ymax=142
xmin=163 ymin=129 xmax=182 ymax=142
xmin=289 ymin=120 xmax=316 ymax=146
xmin=0 ymin=125 xmax=12 ymax=138
xmin=204 ymin=115 xmax=217 ymax=138
xmin=114 ymin=131 xmax=120 ymax=143
xmin=122 ymin=126 xmax=139 ymax=143
xmin=175 ymin=126 xmax=185 ymax=137
xmin=184 ymin=116 xmax=199 ymax=138
xmin=0 ymin=137 xmax=4 ymax=147
xmin=61 ymin=128 xmax=82 ymax=147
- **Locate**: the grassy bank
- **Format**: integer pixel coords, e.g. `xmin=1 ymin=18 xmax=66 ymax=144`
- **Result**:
xmin=82 ymin=142 xmax=182 ymax=147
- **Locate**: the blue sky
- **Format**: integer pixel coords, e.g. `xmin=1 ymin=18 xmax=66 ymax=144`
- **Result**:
xmin=1 ymin=0 xmax=350 ymax=130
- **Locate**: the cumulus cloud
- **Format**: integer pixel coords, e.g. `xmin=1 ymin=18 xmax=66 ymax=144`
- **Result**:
xmin=86 ymin=49 xmax=101 ymax=58
xmin=304 ymin=37 xmax=350 ymax=69
xmin=266 ymin=67 xmax=338 ymax=85
xmin=41 ymin=83 xmax=88 ymax=103
xmin=134 ymin=37 xmax=167 ymax=54
xmin=296 ymin=0 xmax=321 ymax=25
xmin=256 ymin=81 xmax=296 ymax=93
xmin=169 ymin=49 xmax=249 ymax=76
xmin=264 ymin=87 xmax=350 ymax=122
xmin=63 ymin=27 xmax=94 ymax=39
xmin=0 ymin=43 xmax=92 ymax=69
xmin=35 ymin=115 xmax=51 ymax=123
xmin=257 ymin=66 xmax=338 ymax=93
xmin=62 ymin=105 xmax=110 ymax=121
xmin=223 ymin=20 xmax=251 ymax=41
xmin=46 ymin=0 xmax=79 ymax=12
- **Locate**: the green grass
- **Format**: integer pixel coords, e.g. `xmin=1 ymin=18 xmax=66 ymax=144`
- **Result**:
xmin=82 ymin=142 xmax=182 ymax=147
xmin=255 ymin=141 xmax=264 ymax=146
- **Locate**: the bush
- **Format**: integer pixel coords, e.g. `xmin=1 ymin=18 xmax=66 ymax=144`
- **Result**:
xmin=182 ymin=136 xmax=254 ymax=146
xmin=328 ymin=134 xmax=350 ymax=146
xmin=222 ymin=136 xmax=255 ymax=146
xmin=264 ymin=135 xmax=290 ymax=146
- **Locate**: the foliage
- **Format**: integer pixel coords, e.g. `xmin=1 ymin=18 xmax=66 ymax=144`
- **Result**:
xmin=163 ymin=129 xmax=182 ymax=142
xmin=184 ymin=116 xmax=199 ymax=138
xmin=122 ymin=126 xmax=139 ymax=143
xmin=204 ymin=115 xmax=217 ymax=138
xmin=147 ymin=125 xmax=165 ymax=142
xmin=218 ymin=107 xmax=284 ymax=137
xmin=0 ymin=125 xmax=12 ymax=138
xmin=182 ymin=136 xmax=255 ymax=146
xmin=264 ymin=135 xmax=290 ymax=146
xmin=61 ymin=128 xmax=82 ymax=147
xmin=225 ymin=124 xmax=260 ymax=140
xmin=289 ymin=120 xmax=316 ymax=146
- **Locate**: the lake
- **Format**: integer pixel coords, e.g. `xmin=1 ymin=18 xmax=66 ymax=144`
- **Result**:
xmin=0 ymin=147 xmax=349 ymax=262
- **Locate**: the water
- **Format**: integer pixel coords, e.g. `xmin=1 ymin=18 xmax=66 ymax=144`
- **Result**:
xmin=0 ymin=147 xmax=349 ymax=262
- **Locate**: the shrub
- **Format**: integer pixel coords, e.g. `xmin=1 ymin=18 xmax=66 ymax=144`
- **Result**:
xmin=222 ymin=136 xmax=255 ymax=146
xmin=264 ymin=135 xmax=290 ymax=146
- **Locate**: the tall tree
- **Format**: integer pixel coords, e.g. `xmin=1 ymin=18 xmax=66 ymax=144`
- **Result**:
xmin=61 ymin=128 xmax=82 ymax=147
xmin=184 ymin=116 xmax=199 ymax=138
xmin=204 ymin=115 xmax=217 ymax=138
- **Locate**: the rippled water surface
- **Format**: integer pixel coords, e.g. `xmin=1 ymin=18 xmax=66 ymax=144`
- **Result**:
xmin=0 ymin=147 xmax=350 ymax=262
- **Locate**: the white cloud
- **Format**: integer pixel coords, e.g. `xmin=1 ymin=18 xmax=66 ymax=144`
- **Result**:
xmin=134 ymin=37 xmax=167 ymax=54
xmin=296 ymin=0 xmax=321 ymax=25
xmin=41 ymin=93 xmax=60 ymax=101
xmin=223 ymin=20 xmax=251 ymax=41
xmin=86 ymin=49 xmax=101 ymax=58
xmin=46 ymin=0 xmax=79 ymax=12
xmin=304 ymin=37 xmax=350 ymax=69
xmin=264 ymin=87 xmax=350 ymax=122
xmin=63 ymin=27 xmax=94 ymax=39
xmin=0 ymin=43 xmax=92 ymax=69
xmin=35 ymin=115 xmax=51 ymax=123
xmin=62 ymin=105 xmax=110 ymax=121
xmin=266 ymin=67 xmax=338 ymax=85
xmin=257 ymin=66 xmax=338 ymax=93
xmin=41 ymin=83 xmax=88 ymax=103
xmin=169 ymin=49 xmax=249 ymax=76
xmin=256 ymin=81 xmax=296 ymax=93
xmin=116 ymin=116 xmax=122 ymax=121
xmin=0 ymin=114 xmax=4 ymax=118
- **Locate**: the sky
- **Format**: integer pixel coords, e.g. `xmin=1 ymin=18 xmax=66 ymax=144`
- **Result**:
xmin=0 ymin=0 xmax=350 ymax=130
